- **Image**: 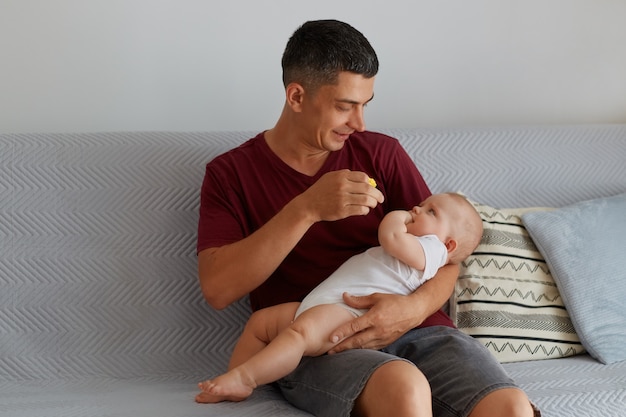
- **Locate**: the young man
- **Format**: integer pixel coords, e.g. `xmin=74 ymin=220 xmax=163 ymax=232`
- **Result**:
xmin=196 ymin=19 xmax=538 ymax=417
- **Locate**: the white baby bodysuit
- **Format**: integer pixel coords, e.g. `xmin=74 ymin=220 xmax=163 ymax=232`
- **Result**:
xmin=295 ymin=234 xmax=448 ymax=318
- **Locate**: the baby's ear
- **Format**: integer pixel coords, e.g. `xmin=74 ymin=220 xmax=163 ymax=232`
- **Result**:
xmin=445 ymin=239 xmax=457 ymax=253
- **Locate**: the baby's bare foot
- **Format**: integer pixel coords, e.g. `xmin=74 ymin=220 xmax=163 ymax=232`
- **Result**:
xmin=195 ymin=389 xmax=246 ymax=403
xmin=197 ymin=370 xmax=255 ymax=403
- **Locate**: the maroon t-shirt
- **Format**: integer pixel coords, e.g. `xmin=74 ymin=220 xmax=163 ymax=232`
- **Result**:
xmin=197 ymin=131 xmax=453 ymax=328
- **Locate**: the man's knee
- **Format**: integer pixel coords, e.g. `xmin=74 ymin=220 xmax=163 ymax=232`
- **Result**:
xmin=469 ymin=388 xmax=535 ymax=417
xmin=354 ymin=360 xmax=431 ymax=417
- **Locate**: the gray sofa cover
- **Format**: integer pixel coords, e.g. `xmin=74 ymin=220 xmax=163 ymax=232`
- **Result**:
xmin=1 ymin=125 xmax=625 ymax=417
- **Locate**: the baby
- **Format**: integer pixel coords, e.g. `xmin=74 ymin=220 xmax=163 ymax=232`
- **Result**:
xmin=197 ymin=192 xmax=483 ymax=403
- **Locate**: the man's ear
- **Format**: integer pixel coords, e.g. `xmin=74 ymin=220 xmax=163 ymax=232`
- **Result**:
xmin=445 ymin=239 xmax=457 ymax=254
xmin=285 ymin=82 xmax=305 ymax=112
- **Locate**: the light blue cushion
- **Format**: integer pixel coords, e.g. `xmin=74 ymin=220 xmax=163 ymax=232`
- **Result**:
xmin=522 ymin=193 xmax=626 ymax=364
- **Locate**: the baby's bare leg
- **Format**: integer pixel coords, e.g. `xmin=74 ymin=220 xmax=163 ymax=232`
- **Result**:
xmin=196 ymin=302 xmax=300 ymax=404
xmin=196 ymin=304 xmax=354 ymax=403
xmin=228 ymin=302 xmax=301 ymax=369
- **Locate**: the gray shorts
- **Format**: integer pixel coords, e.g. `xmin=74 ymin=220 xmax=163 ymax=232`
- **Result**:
xmin=276 ymin=326 xmax=521 ymax=417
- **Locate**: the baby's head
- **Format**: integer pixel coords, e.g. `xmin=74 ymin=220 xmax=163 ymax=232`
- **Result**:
xmin=442 ymin=193 xmax=483 ymax=264
xmin=406 ymin=192 xmax=483 ymax=264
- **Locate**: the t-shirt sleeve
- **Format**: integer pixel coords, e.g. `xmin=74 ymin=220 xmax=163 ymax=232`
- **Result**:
xmin=196 ymin=163 xmax=245 ymax=254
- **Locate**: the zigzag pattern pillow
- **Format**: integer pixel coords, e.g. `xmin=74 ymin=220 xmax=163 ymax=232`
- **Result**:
xmin=450 ymin=199 xmax=585 ymax=363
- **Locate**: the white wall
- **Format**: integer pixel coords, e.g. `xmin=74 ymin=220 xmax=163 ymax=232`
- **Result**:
xmin=2 ymin=0 xmax=625 ymax=134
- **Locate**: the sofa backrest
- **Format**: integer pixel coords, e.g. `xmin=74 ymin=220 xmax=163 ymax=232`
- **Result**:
xmin=386 ymin=125 xmax=626 ymax=208
xmin=1 ymin=126 xmax=625 ymax=382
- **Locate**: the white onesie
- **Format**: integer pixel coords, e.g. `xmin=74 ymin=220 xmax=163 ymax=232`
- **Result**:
xmin=295 ymin=234 xmax=448 ymax=318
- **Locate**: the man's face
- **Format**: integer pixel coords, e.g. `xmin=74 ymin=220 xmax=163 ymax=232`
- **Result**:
xmin=300 ymin=71 xmax=375 ymax=152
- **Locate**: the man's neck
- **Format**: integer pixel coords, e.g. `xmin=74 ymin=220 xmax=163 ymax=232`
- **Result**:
xmin=264 ymin=124 xmax=330 ymax=177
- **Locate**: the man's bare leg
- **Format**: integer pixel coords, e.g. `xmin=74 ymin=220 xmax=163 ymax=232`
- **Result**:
xmin=352 ymin=360 xmax=432 ymax=417
xmin=469 ymin=388 xmax=535 ymax=417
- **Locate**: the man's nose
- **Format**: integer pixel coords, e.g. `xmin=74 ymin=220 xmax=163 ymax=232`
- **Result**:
xmin=348 ymin=107 xmax=366 ymax=132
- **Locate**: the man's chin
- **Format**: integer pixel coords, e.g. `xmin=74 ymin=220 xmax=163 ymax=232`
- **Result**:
xmin=328 ymin=139 xmax=347 ymax=152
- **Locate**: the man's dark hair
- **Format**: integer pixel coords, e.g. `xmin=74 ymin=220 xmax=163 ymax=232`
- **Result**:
xmin=281 ymin=20 xmax=379 ymax=91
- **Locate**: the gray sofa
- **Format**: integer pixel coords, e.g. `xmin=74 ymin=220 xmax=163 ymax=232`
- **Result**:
xmin=1 ymin=125 xmax=625 ymax=417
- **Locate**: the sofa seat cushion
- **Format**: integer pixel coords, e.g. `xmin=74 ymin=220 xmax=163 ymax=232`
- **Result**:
xmin=0 ymin=378 xmax=311 ymax=417
xmin=503 ymin=354 xmax=626 ymax=417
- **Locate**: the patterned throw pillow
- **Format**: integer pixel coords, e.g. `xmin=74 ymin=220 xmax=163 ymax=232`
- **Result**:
xmin=450 ymin=198 xmax=585 ymax=363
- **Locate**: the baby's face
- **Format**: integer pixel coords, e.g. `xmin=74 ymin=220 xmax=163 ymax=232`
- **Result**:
xmin=406 ymin=194 xmax=458 ymax=241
